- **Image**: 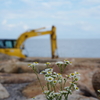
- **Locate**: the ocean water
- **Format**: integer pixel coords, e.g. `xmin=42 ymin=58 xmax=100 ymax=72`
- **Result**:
xmin=24 ymin=39 xmax=100 ymax=58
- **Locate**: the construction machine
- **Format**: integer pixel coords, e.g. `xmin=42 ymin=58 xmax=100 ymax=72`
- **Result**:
xmin=0 ymin=26 xmax=58 ymax=58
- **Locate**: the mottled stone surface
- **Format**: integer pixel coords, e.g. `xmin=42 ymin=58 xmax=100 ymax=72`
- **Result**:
xmin=22 ymin=93 xmax=98 ymax=100
xmin=92 ymin=70 xmax=100 ymax=99
xmin=0 ymin=83 xmax=10 ymax=99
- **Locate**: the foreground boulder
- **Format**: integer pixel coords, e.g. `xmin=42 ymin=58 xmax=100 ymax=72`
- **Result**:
xmin=0 ymin=83 xmax=10 ymax=99
xmin=23 ymin=92 xmax=98 ymax=100
xmin=92 ymin=70 xmax=100 ymax=99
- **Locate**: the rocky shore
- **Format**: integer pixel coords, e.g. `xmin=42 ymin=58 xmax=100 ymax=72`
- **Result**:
xmin=0 ymin=53 xmax=100 ymax=100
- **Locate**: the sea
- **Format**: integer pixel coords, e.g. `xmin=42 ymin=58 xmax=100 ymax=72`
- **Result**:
xmin=23 ymin=39 xmax=100 ymax=58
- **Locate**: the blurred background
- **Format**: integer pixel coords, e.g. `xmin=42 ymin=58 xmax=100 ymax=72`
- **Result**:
xmin=0 ymin=0 xmax=100 ymax=58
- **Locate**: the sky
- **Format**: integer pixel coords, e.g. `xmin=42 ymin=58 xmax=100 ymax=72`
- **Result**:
xmin=0 ymin=0 xmax=100 ymax=39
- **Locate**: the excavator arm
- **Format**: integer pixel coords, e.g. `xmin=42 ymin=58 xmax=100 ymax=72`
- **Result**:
xmin=15 ymin=26 xmax=58 ymax=58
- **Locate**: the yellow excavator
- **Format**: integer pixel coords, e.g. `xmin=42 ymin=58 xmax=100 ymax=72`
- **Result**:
xmin=0 ymin=26 xmax=58 ymax=58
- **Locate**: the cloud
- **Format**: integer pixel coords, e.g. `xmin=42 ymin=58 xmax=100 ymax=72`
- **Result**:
xmin=77 ymin=21 xmax=95 ymax=31
xmin=3 ymin=0 xmax=100 ymax=20
xmin=81 ymin=0 xmax=100 ymax=5
xmin=2 ymin=19 xmax=7 ymax=25
xmin=21 ymin=0 xmax=72 ymax=11
xmin=41 ymin=1 xmax=72 ymax=7
xmin=1 ymin=19 xmax=29 ymax=31
xmin=21 ymin=0 xmax=31 ymax=3
xmin=59 ymin=21 xmax=95 ymax=32
xmin=4 ymin=0 xmax=12 ymax=6
xmin=1 ymin=0 xmax=100 ymax=20
xmin=2 ymin=19 xmax=15 ymax=29
xmin=61 ymin=6 xmax=100 ymax=19
xmin=0 ymin=9 xmax=24 ymax=19
xmin=23 ymin=25 xmax=29 ymax=30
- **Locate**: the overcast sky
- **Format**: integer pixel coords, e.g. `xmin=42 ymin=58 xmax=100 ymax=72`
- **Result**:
xmin=0 ymin=0 xmax=100 ymax=39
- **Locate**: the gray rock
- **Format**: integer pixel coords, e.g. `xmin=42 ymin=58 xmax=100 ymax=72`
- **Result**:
xmin=0 ymin=83 xmax=10 ymax=99
xmin=68 ymin=93 xmax=98 ymax=100
xmin=22 ymin=92 xmax=98 ymax=100
xmin=2 ymin=83 xmax=29 ymax=100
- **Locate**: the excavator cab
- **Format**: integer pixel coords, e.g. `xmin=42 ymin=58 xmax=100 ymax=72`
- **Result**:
xmin=0 ymin=39 xmax=26 ymax=58
xmin=0 ymin=39 xmax=16 ymax=48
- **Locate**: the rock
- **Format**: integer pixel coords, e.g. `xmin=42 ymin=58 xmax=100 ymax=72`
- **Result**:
xmin=0 ymin=60 xmax=18 ymax=73
xmin=16 ymin=62 xmax=48 ymax=73
xmin=0 ymin=83 xmax=10 ymax=99
xmin=22 ymin=92 xmax=98 ymax=100
xmin=68 ymin=93 xmax=98 ymax=100
xmin=22 ymin=74 xmax=45 ymax=98
xmin=21 ymin=58 xmax=59 ymax=63
xmin=0 ymin=60 xmax=32 ymax=73
xmin=0 ymin=73 xmax=38 ymax=83
xmin=0 ymin=57 xmax=100 ymax=100
xmin=76 ymin=69 xmax=97 ymax=97
xmin=0 ymin=63 xmax=18 ymax=73
xmin=3 ymin=83 xmax=29 ymax=100
xmin=78 ymin=84 xmax=97 ymax=98
xmin=92 ymin=70 xmax=100 ymax=99
xmin=0 ymin=53 xmax=18 ymax=61
xmin=0 ymin=60 xmax=51 ymax=73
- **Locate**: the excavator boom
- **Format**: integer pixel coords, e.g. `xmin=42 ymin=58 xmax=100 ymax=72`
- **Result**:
xmin=15 ymin=30 xmax=52 ymax=48
xmin=0 ymin=26 xmax=58 ymax=58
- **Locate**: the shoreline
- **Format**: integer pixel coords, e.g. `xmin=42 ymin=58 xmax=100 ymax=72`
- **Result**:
xmin=25 ymin=57 xmax=100 ymax=64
